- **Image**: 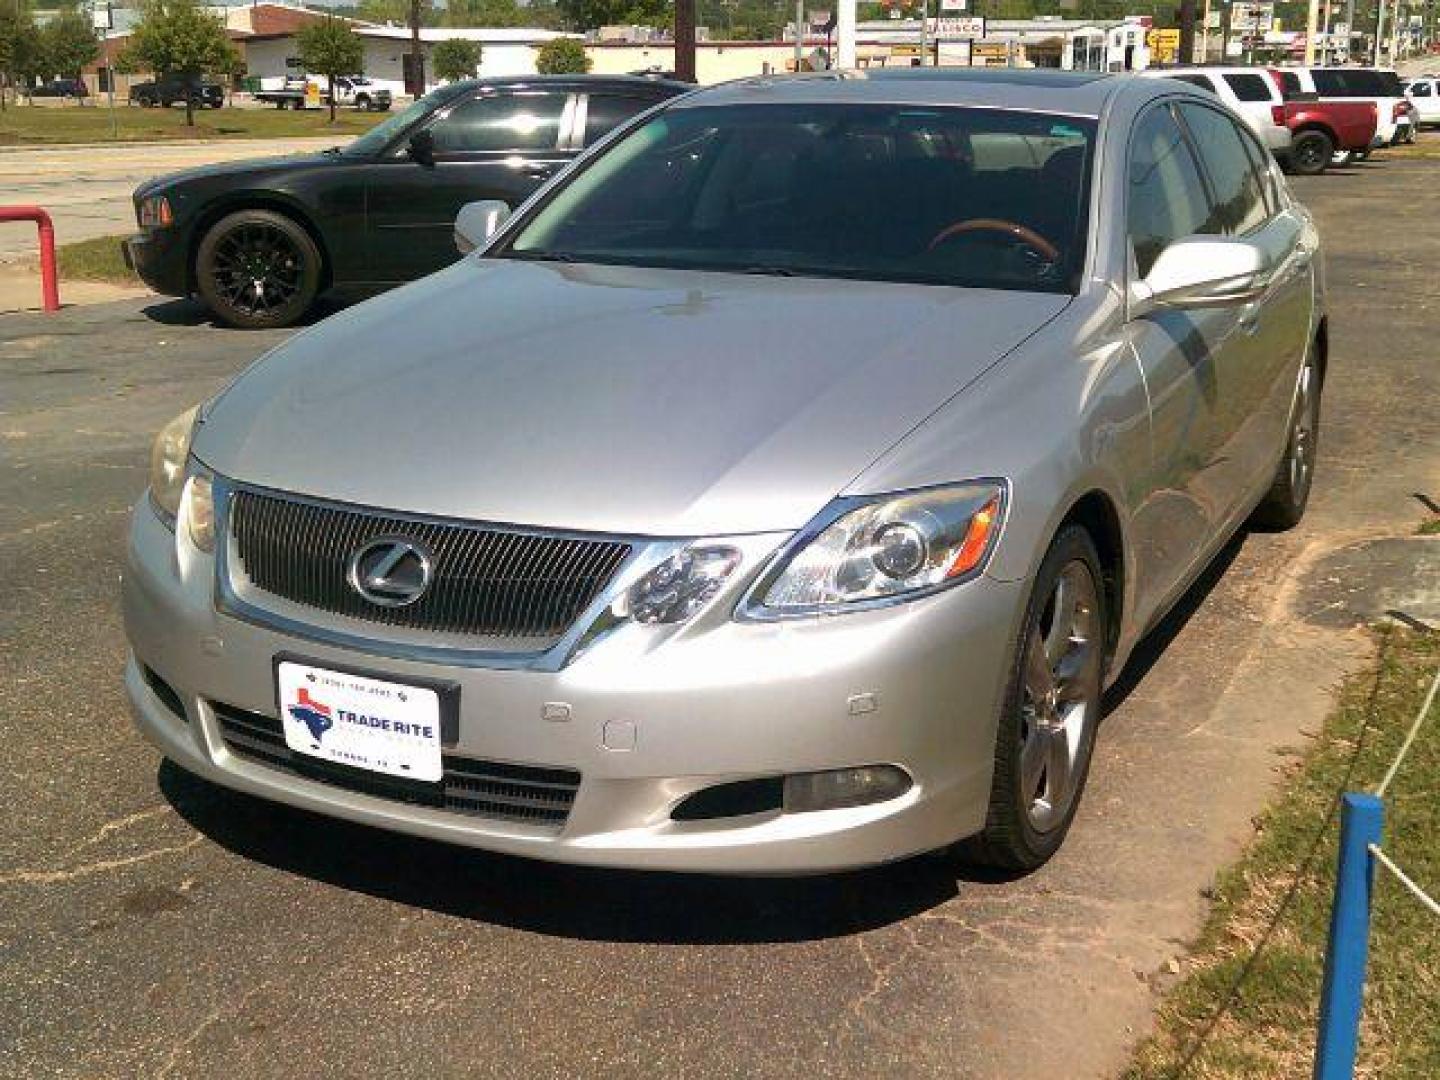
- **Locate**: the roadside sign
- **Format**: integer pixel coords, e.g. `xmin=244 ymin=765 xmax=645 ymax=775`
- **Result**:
xmin=1147 ymin=27 xmax=1180 ymax=63
xmin=1232 ymin=2 xmax=1275 ymax=31
xmin=936 ymin=15 xmax=984 ymax=38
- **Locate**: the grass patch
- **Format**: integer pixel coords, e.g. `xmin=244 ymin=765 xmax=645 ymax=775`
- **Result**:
xmin=1127 ymin=627 xmax=1440 ymax=1079
xmin=0 ymin=102 xmax=386 ymax=145
xmin=1419 ymin=519 xmax=1440 ymax=536
xmin=56 ymin=235 xmax=139 ymax=285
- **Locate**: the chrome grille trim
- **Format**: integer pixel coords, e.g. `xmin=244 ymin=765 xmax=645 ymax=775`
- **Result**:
xmin=227 ymin=486 xmax=633 ymax=644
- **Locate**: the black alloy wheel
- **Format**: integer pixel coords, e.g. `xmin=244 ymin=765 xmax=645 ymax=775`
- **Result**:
xmin=195 ymin=209 xmax=323 ymax=330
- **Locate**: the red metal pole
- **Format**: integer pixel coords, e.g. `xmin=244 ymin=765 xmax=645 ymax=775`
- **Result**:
xmin=0 ymin=205 xmax=61 ymax=312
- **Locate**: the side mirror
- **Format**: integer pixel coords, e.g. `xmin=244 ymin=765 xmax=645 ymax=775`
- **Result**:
xmin=454 ymin=200 xmax=512 ymax=254
xmin=407 ymin=128 xmax=435 ymax=166
xmin=1131 ymin=236 xmax=1269 ymax=316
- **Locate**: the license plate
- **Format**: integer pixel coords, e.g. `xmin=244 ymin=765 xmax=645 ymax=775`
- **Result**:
xmin=276 ymin=661 xmax=443 ymax=782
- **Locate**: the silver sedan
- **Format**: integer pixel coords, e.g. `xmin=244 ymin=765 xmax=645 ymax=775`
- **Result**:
xmin=123 ymin=70 xmax=1325 ymax=873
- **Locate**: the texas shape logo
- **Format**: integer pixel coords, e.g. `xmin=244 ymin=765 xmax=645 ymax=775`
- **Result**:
xmin=288 ymin=687 xmax=333 ymax=746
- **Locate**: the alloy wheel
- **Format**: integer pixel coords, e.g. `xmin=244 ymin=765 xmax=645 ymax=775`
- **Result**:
xmin=1018 ymin=560 xmax=1101 ymax=833
xmin=210 ymin=222 xmax=306 ymax=319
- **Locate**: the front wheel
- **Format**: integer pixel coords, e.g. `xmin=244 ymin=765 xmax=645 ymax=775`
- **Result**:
xmin=962 ymin=526 xmax=1107 ymax=871
xmin=355 ymin=94 xmax=371 ymax=111
xmin=1251 ymin=347 xmax=1322 ymax=530
xmin=1290 ymin=130 xmax=1333 ymax=176
xmin=194 ymin=209 xmax=323 ymax=330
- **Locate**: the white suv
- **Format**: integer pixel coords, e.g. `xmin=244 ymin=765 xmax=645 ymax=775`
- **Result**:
xmin=1139 ymin=67 xmax=1292 ymax=156
xmin=1404 ymin=76 xmax=1440 ymax=127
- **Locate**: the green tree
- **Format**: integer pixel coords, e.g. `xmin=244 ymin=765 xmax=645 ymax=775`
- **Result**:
xmin=0 ymin=1 xmax=42 ymax=108
xmin=356 ymin=0 xmax=437 ymax=24
xmin=297 ymin=15 xmax=363 ymax=122
xmin=554 ymin=0 xmax=668 ymax=32
xmin=431 ymin=36 xmax=481 ymax=81
xmin=534 ymin=35 xmax=589 ymax=72
xmin=39 ymin=3 xmax=98 ymax=81
xmin=446 ymin=0 xmax=526 ymax=27
xmin=119 ymin=0 xmax=241 ymax=126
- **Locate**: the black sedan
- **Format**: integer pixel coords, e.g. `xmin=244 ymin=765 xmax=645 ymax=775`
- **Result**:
xmin=123 ymin=75 xmax=689 ymax=328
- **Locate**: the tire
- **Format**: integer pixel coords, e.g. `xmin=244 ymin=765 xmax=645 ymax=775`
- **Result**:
xmin=355 ymin=94 xmax=371 ymax=111
xmin=1251 ymin=343 xmax=1322 ymax=531
xmin=961 ymin=526 xmax=1108 ymax=871
xmin=194 ymin=209 xmax=323 ymax=330
xmin=138 ymin=94 xmax=154 ymax=108
xmin=1290 ymin=129 xmax=1333 ymax=175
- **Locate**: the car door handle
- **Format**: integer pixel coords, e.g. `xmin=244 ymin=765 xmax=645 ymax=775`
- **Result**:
xmin=521 ymin=163 xmax=556 ymax=179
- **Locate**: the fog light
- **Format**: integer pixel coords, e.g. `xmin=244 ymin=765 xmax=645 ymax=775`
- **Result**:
xmin=783 ymin=765 xmax=912 ymax=813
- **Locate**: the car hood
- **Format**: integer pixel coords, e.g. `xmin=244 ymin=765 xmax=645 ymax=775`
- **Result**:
xmin=137 ymin=154 xmax=338 ymax=199
xmin=196 ymin=258 xmax=1068 ymax=537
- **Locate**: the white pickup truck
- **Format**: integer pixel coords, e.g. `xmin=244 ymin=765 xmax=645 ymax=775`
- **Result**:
xmin=254 ymin=75 xmax=391 ymax=111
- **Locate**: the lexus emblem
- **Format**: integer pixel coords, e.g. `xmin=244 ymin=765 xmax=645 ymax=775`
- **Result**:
xmin=347 ymin=536 xmax=434 ymax=608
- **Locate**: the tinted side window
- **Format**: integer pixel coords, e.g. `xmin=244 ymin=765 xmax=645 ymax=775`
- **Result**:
xmin=1414 ymin=82 xmax=1434 ymax=97
xmin=1127 ymin=105 xmax=1213 ymax=277
xmin=1177 ymin=103 xmax=1270 ymax=236
xmin=1311 ymin=69 xmax=1349 ymax=96
xmin=1172 ymin=74 xmax=1216 ymax=93
xmin=583 ymin=94 xmax=657 ymax=145
xmin=428 ymin=92 xmax=567 ymax=154
xmin=1280 ymin=71 xmax=1302 ymax=98
xmin=1224 ymin=73 xmax=1274 ymax=102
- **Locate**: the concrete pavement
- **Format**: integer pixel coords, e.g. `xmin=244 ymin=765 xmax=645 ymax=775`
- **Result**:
xmin=0 ymin=138 xmax=340 ymax=261
xmin=2 ymin=156 xmax=1438 ymax=1078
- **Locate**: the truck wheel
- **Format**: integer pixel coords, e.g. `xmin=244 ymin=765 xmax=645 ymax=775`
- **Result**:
xmin=355 ymin=94 xmax=371 ymax=111
xmin=1290 ymin=130 xmax=1333 ymax=176
xmin=138 ymin=94 xmax=154 ymax=108
xmin=195 ymin=209 xmax=323 ymax=330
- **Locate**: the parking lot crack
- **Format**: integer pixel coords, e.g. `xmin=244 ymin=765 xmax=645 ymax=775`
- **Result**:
xmin=0 ymin=834 xmax=202 ymax=887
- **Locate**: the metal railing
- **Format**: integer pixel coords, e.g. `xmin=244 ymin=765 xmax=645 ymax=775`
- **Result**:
xmin=0 ymin=205 xmax=60 ymax=312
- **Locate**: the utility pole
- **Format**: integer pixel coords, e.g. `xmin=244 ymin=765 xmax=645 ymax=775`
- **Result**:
xmin=1178 ymin=0 xmax=1197 ymax=64
xmin=675 ymin=0 xmax=696 ymax=81
xmin=1200 ymin=0 xmax=1212 ymax=61
xmin=408 ymin=0 xmax=424 ymax=98
xmin=794 ymin=0 xmax=804 ymax=71
xmin=1374 ymin=0 xmax=1386 ymax=62
xmin=1305 ymin=0 xmax=1321 ymax=62
xmin=837 ymin=0 xmax=856 ymax=67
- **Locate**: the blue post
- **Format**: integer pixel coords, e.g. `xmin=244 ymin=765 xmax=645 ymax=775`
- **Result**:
xmin=1314 ymin=792 xmax=1385 ymax=1080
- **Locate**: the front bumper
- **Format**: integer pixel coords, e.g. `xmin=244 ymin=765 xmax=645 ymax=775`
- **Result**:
xmin=123 ymin=228 xmax=188 ymax=297
xmin=122 ymin=496 xmax=1024 ymax=873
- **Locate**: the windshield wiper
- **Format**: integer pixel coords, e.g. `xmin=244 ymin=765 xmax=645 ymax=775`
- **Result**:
xmin=504 ymin=251 xmax=580 ymax=264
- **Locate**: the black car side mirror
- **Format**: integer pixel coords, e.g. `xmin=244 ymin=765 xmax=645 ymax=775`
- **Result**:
xmin=407 ymin=129 xmax=435 ymax=166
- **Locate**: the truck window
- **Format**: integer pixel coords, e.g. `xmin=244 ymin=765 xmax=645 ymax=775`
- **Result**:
xmin=1223 ymin=73 xmax=1273 ymax=102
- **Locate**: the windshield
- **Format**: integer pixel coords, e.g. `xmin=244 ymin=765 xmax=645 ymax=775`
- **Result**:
xmin=342 ymin=86 xmax=463 ymax=157
xmin=499 ymin=104 xmax=1095 ymax=294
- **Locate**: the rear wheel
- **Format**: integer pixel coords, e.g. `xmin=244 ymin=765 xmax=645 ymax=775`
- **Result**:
xmin=355 ymin=94 xmax=371 ymax=111
xmin=1252 ymin=345 xmax=1322 ymax=530
xmin=962 ymin=526 xmax=1107 ymax=871
xmin=195 ymin=209 xmax=323 ymax=330
xmin=1290 ymin=130 xmax=1333 ymax=175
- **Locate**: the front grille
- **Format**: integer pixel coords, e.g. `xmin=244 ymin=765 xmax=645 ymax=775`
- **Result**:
xmin=228 ymin=488 xmax=631 ymax=645
xmin=213 ymin=702 xmax=580 ymax=829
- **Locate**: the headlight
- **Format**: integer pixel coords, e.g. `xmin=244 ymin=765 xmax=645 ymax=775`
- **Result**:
xmin=616 ymin=545 xmax=741 ymax=625
xmin=185 ymin=472 xmax=216 ymax=553
xmin=749 ymin=482 xmax=1005 ymax=616
xmin=148 ymin=405 xmax=198 ymax=526
xmin=138 ymin=195 xmax=172 ymax=229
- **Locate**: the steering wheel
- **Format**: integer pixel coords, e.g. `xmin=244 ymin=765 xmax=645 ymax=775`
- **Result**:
xmin=927 ymin=218 xmax=1060 ymax=264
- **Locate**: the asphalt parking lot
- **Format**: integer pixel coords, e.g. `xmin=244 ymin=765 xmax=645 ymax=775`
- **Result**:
xmin=3 ymin=157 xmax=1439 ymax=1079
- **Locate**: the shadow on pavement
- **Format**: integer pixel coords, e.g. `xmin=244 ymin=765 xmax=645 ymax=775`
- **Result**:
xmin=140 ymin=295 xmax=348 ymax=328
xmin=159 ymin=760 xmax=1017 ymax=943
xmin=1102 ymin=530 xmax=1246 ymax=717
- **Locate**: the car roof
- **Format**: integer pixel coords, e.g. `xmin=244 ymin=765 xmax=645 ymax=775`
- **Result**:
xmin=445 ymin=74 xmax=691 ymax=95
xmin=671 ymin=68 xmax=1122 ymax=118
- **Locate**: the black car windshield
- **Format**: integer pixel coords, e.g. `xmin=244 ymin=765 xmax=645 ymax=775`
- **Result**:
xmin=499 ymin=104 xmax=1095 ymax=293
xmin=342 ymin=85 xmax=466 ymax=157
